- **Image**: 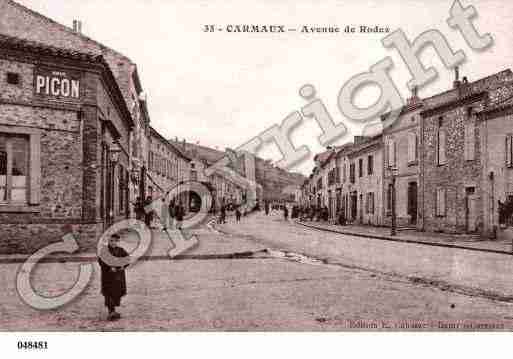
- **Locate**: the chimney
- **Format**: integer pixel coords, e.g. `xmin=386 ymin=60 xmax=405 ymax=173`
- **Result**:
xmin=182 ymin=138 xmax=186 ymax=150
xmin=453 ymin=66 xmax=461 ymax=89
xmin=72 ymin=20 xmax=82 ymax=34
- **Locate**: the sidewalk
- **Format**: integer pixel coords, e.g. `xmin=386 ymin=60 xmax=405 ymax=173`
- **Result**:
xmin=0 ymin=224 xmax=266 ymax=264
xmin=298 ymin=220 xmax=513 ymax=255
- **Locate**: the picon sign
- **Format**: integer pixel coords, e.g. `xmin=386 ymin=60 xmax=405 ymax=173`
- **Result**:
xmin=34 ymin=67 xmax=82 ymax=99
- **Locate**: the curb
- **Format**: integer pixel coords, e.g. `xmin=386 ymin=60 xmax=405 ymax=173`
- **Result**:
xmin=296 ymin=221 xmax=513 ymax=256
xmin=0 ymin=249 xmax=270 ymax=265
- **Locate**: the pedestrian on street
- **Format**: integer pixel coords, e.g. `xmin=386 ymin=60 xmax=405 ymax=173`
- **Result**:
xmin=98 ymin=234 xmax=130 ymax=321
xmin=235 ymin=207 xmax=241 ymax=222
xmin=283 ymin=205 xmax=289 ymax=221
xmin=161 ymin=197 xmax=169 ymax=231
xmin=134 ymin=196 xmax=144 ymax=220
xmin=144 ymin=195 xmax=154 ymax=228
xmin=220 ymin=205 xmax=227 ymax=224
xmin=175 ymin=202 xmax=184 ymax=230
xmin=168 ymin=200 xmax=176 ymax=230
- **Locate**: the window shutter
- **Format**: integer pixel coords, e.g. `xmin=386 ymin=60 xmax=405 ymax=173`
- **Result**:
xmin=438 ymin=130 xmax=446 ymax=165
xmin=408 ymin=133 xmax=415 ymax=163
xmin=29 ymin=133 xmax=41 ymax=205
xmin=388 ymin=139 xmax=395 ymax=167
xmin=441 ymin=189 xmax=446 ymax=216
xmin=436 ymin=188 xmax=446 ymax=216
xmin=464 ymin=125 xmax=475 ymax=161
xmin=393 ymin=140 xmax=397 ymax=166
xmin=506 ymin=135 xmax=512 ymax=168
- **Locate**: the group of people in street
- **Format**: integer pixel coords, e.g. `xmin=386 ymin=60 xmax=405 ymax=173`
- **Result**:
xmin=219 ymin=204 xmax=247 ymax=224
xmin=264 ymin=201 xmax=347 ymax=225
xmin=134 ymin=195 xmax=186 ymax=231
xmin=297 ymin=205 xmax=347 ymax=225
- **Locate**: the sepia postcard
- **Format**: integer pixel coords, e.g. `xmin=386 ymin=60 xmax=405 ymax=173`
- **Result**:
xmin=1 ymin=0 xmax=513 ymax=355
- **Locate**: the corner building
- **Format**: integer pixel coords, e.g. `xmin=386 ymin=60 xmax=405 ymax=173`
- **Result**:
xmin=0 ymin=35 xmax=133 ymax=254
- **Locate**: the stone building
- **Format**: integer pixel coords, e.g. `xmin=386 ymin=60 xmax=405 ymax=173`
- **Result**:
xmin=0 ymin=35 xmax=133 ymax=254
xmin=477 ymin=82 xmax=513 ymax=237
xmin=382 ymin=91 xmax=423 ymax=229
xmin=420 ymin=69 xmax=513 ymax=235
xmin=0 ymin=0 xmax=152 ymax=215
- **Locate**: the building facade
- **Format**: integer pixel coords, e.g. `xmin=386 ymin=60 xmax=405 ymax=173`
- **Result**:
xmin=0 ymin=0 xmax=153 ymax=217
xmin=343 ymin=136 xmax=384 ymax=226
xmin=0 ymin=35 xmax=133 ymax=254
xmin=477 ymin=83 xmax=513 ymax=236
xmin=420 ymin=70 xmax=513 ymax=235
xmin=382 ymin=94 xmax=423 ymax=229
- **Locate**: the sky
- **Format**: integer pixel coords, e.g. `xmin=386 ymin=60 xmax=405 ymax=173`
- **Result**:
xmin=14 ymin=0 xmax=513 ymax=175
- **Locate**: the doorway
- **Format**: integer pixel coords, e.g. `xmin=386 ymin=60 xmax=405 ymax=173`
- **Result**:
xmin=465 ymin=187 xmax=478 ymax=232
xmin=407 ymin=182 xmax=418 ymax=225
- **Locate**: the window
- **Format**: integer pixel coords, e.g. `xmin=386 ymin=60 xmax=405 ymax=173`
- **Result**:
xmin=349 ymin=163 xmax=355 ymax=184
xmin=437 ymin=118 xmax=446 ymax=165
xmin=408 ymin=132 xmax=418 ymax=164
xmin=358 ymin=158 xmax=363 ymax=177
xmin=464 ymin=124 xmax=475 ymax=161
xmin=343 ymin=163 xmax=347 ymax=183
xmin=386 ymin=184 xmax=392 ymax=215
xmin=387 ymin=139 xmax=396 ymax=168
xmin=0 ymin=134 xmax=30 ymax=204
xmin=6 ymin=72 xmax=20 ymax=85
xmin=507 ymin=134 xmax=513 ymax=168
xmin=436 ymin=188 xmax=446 ymax=217
xmin=366 ymin=192 xmax=374 ymax=214
xmin=367 ymin=155 xmax=374 ymax=175
xmin=437 ymin=130 xmax=446 ymax=165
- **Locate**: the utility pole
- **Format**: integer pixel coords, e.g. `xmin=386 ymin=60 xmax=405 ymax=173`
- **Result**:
xmin=390 ymin=166 xmax=398 ymax=236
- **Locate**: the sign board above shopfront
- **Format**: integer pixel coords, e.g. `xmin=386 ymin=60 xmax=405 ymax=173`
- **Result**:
xmin=34 ymin=67 xmax=82 ymax=100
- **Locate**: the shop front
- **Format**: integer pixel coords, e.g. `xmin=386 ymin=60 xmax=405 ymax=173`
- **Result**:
xmin=0 ymin=35 xmax=133 ymax=254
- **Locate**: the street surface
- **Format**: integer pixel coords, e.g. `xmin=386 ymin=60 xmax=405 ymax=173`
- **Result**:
xmin=1 ymin=212 xmax=512 ymax=331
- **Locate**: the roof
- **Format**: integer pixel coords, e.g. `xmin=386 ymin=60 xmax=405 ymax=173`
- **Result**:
xmin=4 ymin=0 xmax=146 ymax=125
xmin=169 ymin=141 xmax=226 ymax=165
xmin=313 ymin=150 xmax=333 ymax=166
xmin=381 ymin=69 xmax=513 ymax=121
xmin=346 ymin=135 xmax=383 ymax=158
xmin=5 ymin=0 xmax=131 ymax=62
xmin=149 ymin=127 xmax=190 ymax=161
xmin=0 ymin=33 xmax=99 ymax=62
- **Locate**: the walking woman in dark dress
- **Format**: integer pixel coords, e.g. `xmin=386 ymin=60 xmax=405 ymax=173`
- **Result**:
xmin=98 ymin=234 xmax=130 ymax=321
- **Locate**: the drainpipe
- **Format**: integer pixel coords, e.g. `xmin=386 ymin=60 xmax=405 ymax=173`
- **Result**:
xmin=420 ymin=112 xmax=425 ymax=232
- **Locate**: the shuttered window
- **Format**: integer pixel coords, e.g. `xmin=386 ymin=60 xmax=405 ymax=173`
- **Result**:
xmin=388 ymin=139 xmax=396 ymax=167
xmin=408 ymin=132 xmax=417 ymax=163
xmin=366 ymin=192 xmax=374 ymax=214
xmin=464 ymin=125 xmax=475 ymax=161
xmin=506 ymin=134 xmax=513 ymax=168
xmin=436 ymin=188 xmax=446 ymax=217
xmin=437 ymin=130 xmax=446 ymax=165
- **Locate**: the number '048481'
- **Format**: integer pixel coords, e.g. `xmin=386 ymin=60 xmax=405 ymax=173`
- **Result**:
xmin=17 ymin=341 xmax=48 ymax=350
